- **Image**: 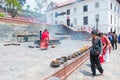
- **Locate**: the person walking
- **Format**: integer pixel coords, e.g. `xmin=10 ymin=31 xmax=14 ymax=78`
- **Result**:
xmin=111 ymin=32 xmax=118 ymax=49
xmin=99 ymin=33 xmax=110 ymax=63
xmin=90 ymin=31 xmax=104 ymax=77
xmin=118 ymin=34 xmax=120 ymax=44
xmin=111 ymin=32 xmax=114 ymax=49
xmin=113 ymin=32 xmax=118 ymax=50
xmin=108 ymin=33 xmax=113 ymax=45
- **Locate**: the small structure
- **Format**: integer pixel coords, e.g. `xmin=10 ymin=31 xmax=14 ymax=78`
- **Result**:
xmin=17 ymin=31 xmax=38 ymax=42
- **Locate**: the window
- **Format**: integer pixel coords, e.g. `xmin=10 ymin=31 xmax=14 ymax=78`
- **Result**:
xmin=83 ymin=5 xmax=88 ymax=12
xmin=111 ymin=15 xmax=112 ymax=24
xmin=118 ymin=9 xmax=119 ymax=15
xmin=55 ymin=12 xmax=57 ymax=17
xmin=114 ymin=6 xmax=116 ymax=12
xmin=51 ymin=13 xmax=53 ymax=18
xmin=95 ymin=2 xmax=99 ymax=8
xmin=110 ymin=3 xmax=112 ymax=10
xmin=83 ymin=16 xmax=88 ymax=25
xmin=67 ymin=9 xmax=70 ymax=15
xmin=74 ymin=8 xmax=77 ymax=13
xmin=74 ymin=17 xmax=77 ymax=25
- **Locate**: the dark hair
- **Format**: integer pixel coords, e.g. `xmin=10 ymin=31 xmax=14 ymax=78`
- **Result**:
xmin=98 ymin=32 xmax=103 ymax=37
xmin=44 ymin=29 xmax=47 ymax=31
xmin=91 ymin=31 xmax=98 ymax=35
xmin=113 ymin=32 xmax=115 ymax=34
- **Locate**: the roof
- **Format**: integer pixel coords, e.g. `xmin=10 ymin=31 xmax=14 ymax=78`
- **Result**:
xmin=55 ymin=0 xmax=76 ymax=7
xmin=47 ymin=0 xmax=77 ymax=11
xmin=117 ymin=0 xmax=120 ymax=3
xmin=47 ymin=0 xmax=120 ymax=11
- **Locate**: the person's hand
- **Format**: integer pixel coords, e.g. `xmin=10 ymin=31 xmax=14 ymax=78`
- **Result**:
xmin=99 ymin=54 xmax=102 ymax=57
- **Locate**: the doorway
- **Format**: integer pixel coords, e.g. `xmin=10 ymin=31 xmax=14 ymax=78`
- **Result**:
xmin=67 ymin=19 xmax=70 ymax=26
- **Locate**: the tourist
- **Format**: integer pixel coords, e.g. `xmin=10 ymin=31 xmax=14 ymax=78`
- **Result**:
xmin=104 ymin=34 xmax=112 ymax=62
xmin=111 ymin=32 xmax=114 ymax=49
xmin=118 ymin=34 xmax=120 ymax=44
xmin=111 ymin=32 xmax=118 ymax=50
xmin=40 ymin=29 xmax=49 ymax=50
xmin=92 ymin=26 xmax=96 ymax=31
xmin=90 ymin=31 xmax=103 ymax=77
xmin=112 ymin=32 xmax=118 ymax=50
xmin=108 ymin=32 xmax=113 ymax=45
xmin=99 ymin=33 xmax=109 ymax=63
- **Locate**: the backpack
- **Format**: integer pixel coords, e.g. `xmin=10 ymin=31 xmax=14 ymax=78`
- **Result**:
xmin=108 ymin=35 xmax=112 ymax=42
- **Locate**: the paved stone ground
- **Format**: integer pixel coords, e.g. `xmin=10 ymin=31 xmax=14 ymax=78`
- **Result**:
xmin=67 ymin=44 xmax=120 ymax=80
xmin=0 ymin=40 xmax=91 ymax=80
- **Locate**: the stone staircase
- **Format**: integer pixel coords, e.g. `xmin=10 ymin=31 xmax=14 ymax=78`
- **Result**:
xmin=48 ymin=24 xmax=91 ymax=40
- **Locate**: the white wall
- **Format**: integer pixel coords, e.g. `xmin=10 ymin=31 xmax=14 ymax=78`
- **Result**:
xmin=46 ymin=0 xmax=120 ymax=33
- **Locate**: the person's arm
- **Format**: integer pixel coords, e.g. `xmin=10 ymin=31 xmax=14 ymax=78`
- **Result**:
xmin=99 ymin=39 xmax=103 ymax=56
xmin=100 ymin=37 xmax=107 ymax=56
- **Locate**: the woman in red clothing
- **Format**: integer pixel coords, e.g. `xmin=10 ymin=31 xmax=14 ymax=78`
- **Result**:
xmin=104 ymin=34 xmax=112 ymax=62
xmin=40 ymin=29 xmax=49 ymax=50
xmin=99 ymin=33 xmax=109 ymax=63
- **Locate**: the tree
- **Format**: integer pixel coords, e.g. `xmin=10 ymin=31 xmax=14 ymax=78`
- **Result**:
xmin=35 ymin=0 xmax=49 ymax=13
xmin=17 ymin=0 xmax=26 ymax=6
xmin=6 ymin=0 xmax=21 ymax=9
xmin=5 ymin=0 xmax=24 ymax=18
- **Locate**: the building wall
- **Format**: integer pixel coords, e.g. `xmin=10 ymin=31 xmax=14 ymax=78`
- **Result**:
xmin=0 ymin=0 xmax=5 ymax=8
xmin=46 ymin=0 xmax=120 ymax=34
xmin=108 ymin=0 xmax=120 ymax=34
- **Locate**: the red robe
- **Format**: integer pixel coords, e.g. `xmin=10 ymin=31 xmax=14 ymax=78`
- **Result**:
xmin=40 ymin=31 xmax=49 ymax=50
xmin=100 ymin=36 xmax=108 ymax=63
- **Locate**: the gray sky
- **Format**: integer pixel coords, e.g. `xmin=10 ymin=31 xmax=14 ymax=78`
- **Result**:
xmin=24 ymin=0 xmax=67 ymax=11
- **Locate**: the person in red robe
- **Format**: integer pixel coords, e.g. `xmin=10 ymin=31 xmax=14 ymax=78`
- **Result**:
xmin=99 ymin=33 xmax=109 ymax=63
xmin=40 ymin=29 xmax=49 ymax=50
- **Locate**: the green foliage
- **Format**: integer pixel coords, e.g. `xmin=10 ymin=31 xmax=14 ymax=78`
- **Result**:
xmin=0 ymin=13 xmax=5 ymax=17
xmin=5 ymin=0 xmax=22 ymax=10
xmin=5 ymin=0 xmax=24 ymax=18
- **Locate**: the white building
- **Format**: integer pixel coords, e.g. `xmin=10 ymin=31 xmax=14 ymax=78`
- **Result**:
xmin=46 ymin=0 xmax=120 ymax=34
xmin=0 ymin=0 xmax=5 ymax=8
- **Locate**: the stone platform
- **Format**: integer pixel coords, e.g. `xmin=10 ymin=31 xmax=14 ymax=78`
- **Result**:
xmin=0 ymin=40 xmax=91 ymax=80
xmin=67 ymin=44 xmax=120 ymax=80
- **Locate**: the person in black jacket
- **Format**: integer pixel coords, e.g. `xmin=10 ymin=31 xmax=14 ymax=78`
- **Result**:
xmin=90 ymin=31 xmax=104 ymax=77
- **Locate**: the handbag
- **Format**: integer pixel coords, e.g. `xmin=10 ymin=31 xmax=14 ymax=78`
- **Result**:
xmin=90 ymin=47 xmax=100 ymax=55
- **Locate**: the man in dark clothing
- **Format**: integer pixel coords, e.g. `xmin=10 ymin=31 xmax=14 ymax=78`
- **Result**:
xmin=112 ymin=32 xmax=118 ymax=49
xmin=118 ymin=34 xmax=120 ymax=43
xmin=90 ymin=31 xmax=104 ymax=77
xmin=108 ymin=33 xmax=113 ymax=44
xmin=114 ymin=33 xmax=118 ymax=50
